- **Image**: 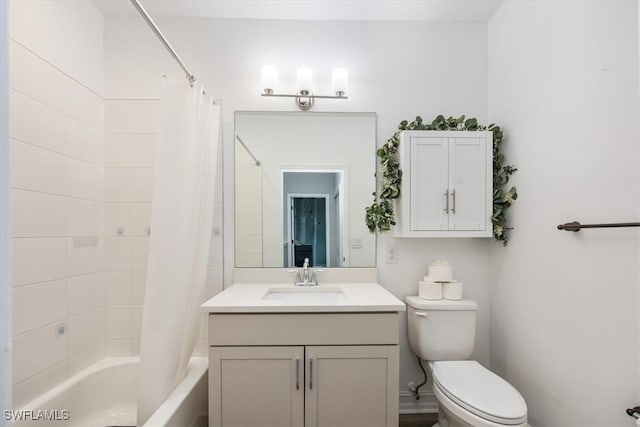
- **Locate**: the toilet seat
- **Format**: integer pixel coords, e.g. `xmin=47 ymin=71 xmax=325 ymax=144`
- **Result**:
xmin=431 ymin=361 xmax=527 ymax=425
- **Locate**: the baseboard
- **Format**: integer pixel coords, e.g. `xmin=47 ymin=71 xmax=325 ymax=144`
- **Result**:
xmin=399 ymin=390 xmax=439 ymax=414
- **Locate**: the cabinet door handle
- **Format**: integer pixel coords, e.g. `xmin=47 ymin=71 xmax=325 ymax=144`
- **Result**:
xmin=451 ymin=189 xmax=456 ymax=214
xmin=444 ymin=189 xmax=449 ymax=213
xmin=296 ymin=358 xmax=300 ymax=390
xmin=309 ymin=358 xmax=313 ymax=390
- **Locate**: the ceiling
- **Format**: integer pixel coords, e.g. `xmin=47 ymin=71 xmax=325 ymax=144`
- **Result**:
xmin=92 ymin=0 xmax=504 ymax=22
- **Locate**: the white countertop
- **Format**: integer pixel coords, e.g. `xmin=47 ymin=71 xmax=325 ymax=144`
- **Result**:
xmin=201 ymin=282 xmax=406 ymax=313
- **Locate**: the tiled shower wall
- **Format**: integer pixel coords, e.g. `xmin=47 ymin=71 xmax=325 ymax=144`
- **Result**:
xmin=9 ymin=2 xmax=105 ymax=407
xmin=104 ymin=98 xmax=224 ymax=357
xmin=104 ymin=99 xmax=157 ymax=356
xmin=9 ymin=1 xmax=224 ymax=406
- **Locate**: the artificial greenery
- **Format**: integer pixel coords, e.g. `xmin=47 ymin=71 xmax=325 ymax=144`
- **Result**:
xmin=365 ymin=115 xmax=518 ymax=245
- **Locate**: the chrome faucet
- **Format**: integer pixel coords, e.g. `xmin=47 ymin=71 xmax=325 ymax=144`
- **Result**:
xmin=288 ymin=258 xmax=323 ymax=286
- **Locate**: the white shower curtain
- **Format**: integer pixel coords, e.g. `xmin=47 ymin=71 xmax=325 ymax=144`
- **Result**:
xmin=137 ymin=78 xmax=220 ymax=425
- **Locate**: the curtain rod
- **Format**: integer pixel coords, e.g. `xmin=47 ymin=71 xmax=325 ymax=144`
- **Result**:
xmin=235 ymin=134 xmax=261 ymax=166
xmin=129 ymin=0 xmax=196 ymax=86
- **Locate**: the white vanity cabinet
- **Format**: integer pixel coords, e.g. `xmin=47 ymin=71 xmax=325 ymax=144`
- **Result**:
xmin=395 ymin=130 xmax=493 ymax=238
xmin=208 ymin=312 xmax=400 ymax=427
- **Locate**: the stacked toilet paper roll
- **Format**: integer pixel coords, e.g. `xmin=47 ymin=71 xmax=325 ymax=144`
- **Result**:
xmin=418 ymin=260 xmax=463 ymax=300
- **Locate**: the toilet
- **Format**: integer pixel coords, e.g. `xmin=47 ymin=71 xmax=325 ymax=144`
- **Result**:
xmin=406 ymin=296 xmax=528 ymax=427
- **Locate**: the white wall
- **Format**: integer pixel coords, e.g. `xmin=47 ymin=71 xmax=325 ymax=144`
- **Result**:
xmin=104 ymin=14 xmax=490 ymax=409
xmin=488 ymin=1 xmax=640 ymax=425
xmin=9 ymin=0 xmax=106 ymax=407
xmin=1 ymin=0 xmax=11 ymax=421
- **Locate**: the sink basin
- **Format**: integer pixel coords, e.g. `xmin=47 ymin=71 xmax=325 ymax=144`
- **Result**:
xmin=262 ymin=286 xmax=346 ymax=305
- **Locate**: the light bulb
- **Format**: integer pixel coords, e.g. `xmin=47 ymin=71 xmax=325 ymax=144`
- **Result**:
xmin=332 ymin=68 xmax=348 ymax=96
xmin=261 ymin=65 xmax=277 ymax=94
xmin=296 ymin=67 xmax=313 ymax=93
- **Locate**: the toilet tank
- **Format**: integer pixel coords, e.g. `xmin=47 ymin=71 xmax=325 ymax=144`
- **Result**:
xmin=405 ymin=297 xmax=478 ymax=361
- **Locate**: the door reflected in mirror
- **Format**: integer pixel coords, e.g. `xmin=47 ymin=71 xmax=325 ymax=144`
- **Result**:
xmin=284 ymin=171 xmax=344 ymax=268
xmin=234 ymin=111 xmax=376 ymax=268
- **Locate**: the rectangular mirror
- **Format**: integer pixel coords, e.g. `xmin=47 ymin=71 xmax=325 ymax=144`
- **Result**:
xmin=235 ymin=111 xmax=376 ymax=268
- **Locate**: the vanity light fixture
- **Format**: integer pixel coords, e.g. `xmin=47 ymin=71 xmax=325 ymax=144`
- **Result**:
xmin=261 ymin=65 xmax=348 ymax=110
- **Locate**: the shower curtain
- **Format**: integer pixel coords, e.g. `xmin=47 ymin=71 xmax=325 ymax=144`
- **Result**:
xmin=137 ymin=77 xmax=220 ymax=425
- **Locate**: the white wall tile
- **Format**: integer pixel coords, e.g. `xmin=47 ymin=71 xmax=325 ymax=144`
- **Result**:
xmin=8 ymin=40 xmax=68 ymax=114
xmin=106 ymin=271 xmax=131 ymax=305
xmin=105 ymin=100 xmax=159 ymax=134
xmin=67 ymin=237 xmax=103 ymax=277
xmin=105 ymin=202 xmax=131 ymax=236
xmin=13 ymin=280 xmax=67 ymax=336
xmin=12 ymin=238 xmax=67 ymax=286
xmin=64 ymin=78 xmax=104 ymax=132
xmin=13 ymin=324 xmax=67 ymax=384
xmin=130 ymin=134 xmax=156 ymax=167
xmin=235 ymin=253 xmax=262 ymax=268
xmin=67 ymin=199 xmax=104 ymax=237
xmin=130 ymin=202 xmax=151 ymax=236
xmin=68 ymin=342 xmax=104 ymax=377
xmin=9 ymin=41 xmax=50 ymax=102
xmin=131 ymin=168 xmax=154 ymax=202
xmin=11 ymin=139 xmax=68 ymax=196
xmin=104 ymin=237 xmax=131 ymax=270
xmin=131 ymin=340 xmax=140 ymax=355
xmin=106 ymin=339 xmax=132 ymax=357
xmin=68 ymin=273 xmax=105 ymax=316
xmin=68 ymin=120 xmax=104 ymax=166
xmin=131 ymin=306 xmax=143 ymax=340
xmin=130 ymin=237 xmax=149 ymax=270
xmin=131 ymin=271 xmax=146 ymax=304
xmin=105 ymin=133 xmax=132 ymax=168
xmin=11 ymin=190 xmax=67 ymax=238
xmin=9 ymin=90 xmax=69 ymax=155
xmin=106 ymin=306 xmax=131 ymax=340
xmin=10 ymin=0 xmax=105 ymax=97
xmin=67 ymin=307 xmax=104 ymax=356
xmin=66 ymin=158 xmax=104 ymax=201
xmin=105 ymin=168 xmax=132 ymax=202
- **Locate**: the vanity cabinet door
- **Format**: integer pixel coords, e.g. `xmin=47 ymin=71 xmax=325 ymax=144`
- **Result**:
xmin=209 ymin=346 xmax=304 ymax=427
xmin=304 ymin=345 xmax=399 ymax=427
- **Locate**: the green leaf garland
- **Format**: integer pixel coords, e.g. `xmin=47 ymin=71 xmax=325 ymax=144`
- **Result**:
xmin=365 ymin=115 xmax=518 ymax=245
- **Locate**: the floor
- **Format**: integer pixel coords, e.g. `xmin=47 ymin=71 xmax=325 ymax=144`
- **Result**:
xmin=399 ymin=413 xmax=439 ymax=427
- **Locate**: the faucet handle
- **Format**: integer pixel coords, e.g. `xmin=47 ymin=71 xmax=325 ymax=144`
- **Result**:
xmin=311 ymin=269 xmax=324 ymax=285
xmin=287 ymin=269 xmax=302 ymax=285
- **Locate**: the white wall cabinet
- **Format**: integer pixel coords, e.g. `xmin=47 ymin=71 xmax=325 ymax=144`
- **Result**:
xmin=396 ymin=130 xmax=493 ymax=238
xmin=208 ymin=313 xmax=400 ymax=427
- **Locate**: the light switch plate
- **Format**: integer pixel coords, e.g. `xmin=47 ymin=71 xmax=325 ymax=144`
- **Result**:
xmin=385 ymin=245 xmax=397 ymax=264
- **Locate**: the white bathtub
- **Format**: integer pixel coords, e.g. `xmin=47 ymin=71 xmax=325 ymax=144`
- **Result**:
xmin=15 ymin=357 xmax=208 ymax=427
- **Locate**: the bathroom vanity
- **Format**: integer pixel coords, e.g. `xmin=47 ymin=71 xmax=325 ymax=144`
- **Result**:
xmin=201 ymin=272 xmax=405 ymax=427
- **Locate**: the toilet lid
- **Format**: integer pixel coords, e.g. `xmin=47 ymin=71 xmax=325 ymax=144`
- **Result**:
xmin=432 ymin=361 xmax=527 ymax=425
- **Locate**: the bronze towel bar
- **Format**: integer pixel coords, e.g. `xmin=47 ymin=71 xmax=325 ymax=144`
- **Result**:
xmin=557 ymin=221 xmax=640 ymax=232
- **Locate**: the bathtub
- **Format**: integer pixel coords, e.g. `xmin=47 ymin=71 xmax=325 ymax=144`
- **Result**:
xmin=15 ymin=357 xmax=208 ymax=427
